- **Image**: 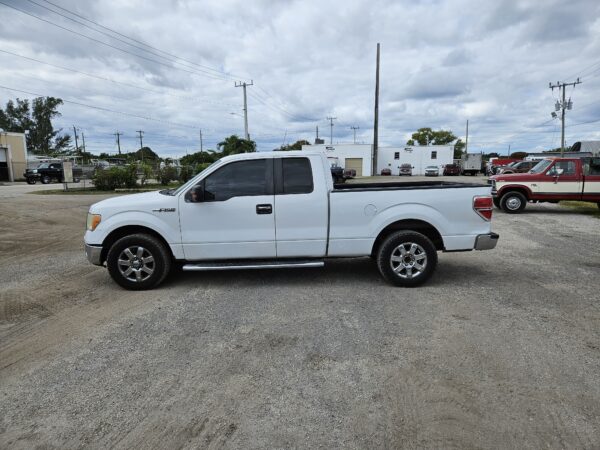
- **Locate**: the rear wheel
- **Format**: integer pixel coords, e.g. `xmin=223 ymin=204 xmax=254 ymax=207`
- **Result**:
xmin=26 ymin=178 xmax=36 ymax=185
xmin=106 ymin=233 xmax=171 ymax=290
xmin=500 ymin=191 xmax=527 ymax=213
xmin=376 ymin=231 xmax=437 ymax=287
xmin=41 ymin=175 xmax=51 ymax=184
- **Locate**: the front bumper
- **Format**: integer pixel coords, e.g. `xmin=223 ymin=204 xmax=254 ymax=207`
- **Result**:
xmin=474 ymin=232 xmax=499 ymax=250
xmin=85 ymin=243 xmax=103 ymax=265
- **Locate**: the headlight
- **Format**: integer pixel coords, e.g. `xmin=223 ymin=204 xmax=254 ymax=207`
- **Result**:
xmin=32 ymin=169 xmax=38 ymax=173
xmin=86 ymin=213 xmax=101 ymax=231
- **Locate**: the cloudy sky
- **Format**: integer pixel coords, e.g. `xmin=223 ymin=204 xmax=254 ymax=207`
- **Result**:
xmin=1 ymin=0 xmax=599 ymax=157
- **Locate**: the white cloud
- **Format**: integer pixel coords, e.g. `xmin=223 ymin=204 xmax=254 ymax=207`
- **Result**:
xmin=0 ymin=0 xmax=598 ymax=156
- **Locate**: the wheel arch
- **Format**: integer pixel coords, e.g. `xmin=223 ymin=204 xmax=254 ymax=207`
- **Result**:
xmin=100 ymin=225 xmax=173 ymax=264
xmin=371 ymin=219 xmax=444 ymax=256
xmin=498 ymin=185 xmax=532 ymax=200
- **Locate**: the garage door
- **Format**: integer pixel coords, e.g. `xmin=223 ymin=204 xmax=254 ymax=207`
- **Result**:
xmin=345 ymin=158 xmax=363 ymax=177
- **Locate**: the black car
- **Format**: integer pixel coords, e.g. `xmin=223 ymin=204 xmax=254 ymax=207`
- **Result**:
xmin=330 ymin=166 xmax=346 ymax=184
xmin=24 ymin=162 xmax=81 ymax=184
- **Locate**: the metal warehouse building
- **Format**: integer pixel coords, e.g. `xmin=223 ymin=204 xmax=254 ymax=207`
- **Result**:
xmin=302 ymin=143 xmax=453 ymax=176
xmin=0 ymin=131 xmax=28 ymax=182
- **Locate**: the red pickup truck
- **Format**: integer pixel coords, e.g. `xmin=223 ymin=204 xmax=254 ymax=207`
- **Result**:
xmin=489 ymin=157 xmax=600 ymax=213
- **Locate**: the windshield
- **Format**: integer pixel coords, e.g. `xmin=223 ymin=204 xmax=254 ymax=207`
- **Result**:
xmin=165 ymin=159 xmax=221 ymax=196
xmin=36 ymin=163 xmax=50 ymax=169
xmin=530 ymin=159 xmax=552 ymax=174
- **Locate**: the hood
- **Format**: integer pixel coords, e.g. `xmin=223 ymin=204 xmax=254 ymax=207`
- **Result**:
xmin=489 ymin=172 xmax=534 ymax=183
xmin=89 ymin=190 xmax=178 ymax=217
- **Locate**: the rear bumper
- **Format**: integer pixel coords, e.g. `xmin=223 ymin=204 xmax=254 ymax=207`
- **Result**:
xmin=85 ymin=243 xmax=103 ymax=265
xmin=474 ymin=232 xmax=499 ymax=250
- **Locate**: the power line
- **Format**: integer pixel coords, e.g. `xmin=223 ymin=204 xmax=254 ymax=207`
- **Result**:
xmin=0 ymin=84 xmax=200 ymax=130
xmin=0 ymin=49 xmax=241 ymax=107
xmin=350 ymin=126 xmax=359 ymax=144
xmin=549 ymin=78 xmax=582 ymax=156
xmin=234 ymin=80 xmax=253 ymax=140
xmin=0 ymin=1 xmax=228 ymax=81
xmin=35 ymin=0 xmax=244 ymax=80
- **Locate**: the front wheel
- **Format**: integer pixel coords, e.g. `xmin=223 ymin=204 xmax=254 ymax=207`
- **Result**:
xmin=376 ymin=231 xmax=438 ymax=287
xmin=26 ymin=178 xmax=36 ymax=185
xmin=493 ymin=197 xmax=501 ymax=209
xmin=500 ymin=191 xmax=527 ymax=213
xmin=106 ymin=233 xmax=171 ymax=290
xmin=41 ymin=175 xmax=51 ymax=184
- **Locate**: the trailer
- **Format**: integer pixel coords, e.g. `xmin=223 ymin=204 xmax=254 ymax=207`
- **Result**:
xmin=461 ymin=153 xmax=482 ymax=176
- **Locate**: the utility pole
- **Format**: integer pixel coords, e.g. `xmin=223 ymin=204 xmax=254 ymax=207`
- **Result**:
xmin=549 ymin=78 xmax=581 ymax=157
xmin=350 ymin=126 xmax=359 ymax=144
xmin=72 ymin=126 xmax=79 ymax=154
xmin=373 ymin=43 xmax=380 ymax=176
xmin=199 ymin=129 xmax=203 ymax=152
xmin=508 ymin=144 xmax=511 ymax=157
xmin=136 ymin=130 xmax=144 ymax=163
xmin=465 ymin=119 xmax=469 ymax=155
xmin=81 ymin=132 xmax=86 ymax=153
xmin=326 ymin=116 xmax=337 ymax=145
xmin=235 ymin=80 xmax=253 ymax=140
xmin=114 ymin=131 xmax=123 ymax=155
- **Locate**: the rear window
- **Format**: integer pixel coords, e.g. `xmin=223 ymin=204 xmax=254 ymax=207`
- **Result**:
xmin=282 ymin=158 xmax=313 ymax=194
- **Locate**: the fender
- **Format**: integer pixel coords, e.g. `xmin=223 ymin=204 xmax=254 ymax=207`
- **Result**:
xmin=497 ymin=183 xmax=533 ymax=199
xmin=85 ymin=210 xmax=184 ymax=259
xmin=370 ymin=202 xmax=450 ymax=239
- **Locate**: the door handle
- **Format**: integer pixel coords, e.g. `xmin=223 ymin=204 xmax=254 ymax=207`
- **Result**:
xmin=256 ymin=204 xmax=272 ymax=214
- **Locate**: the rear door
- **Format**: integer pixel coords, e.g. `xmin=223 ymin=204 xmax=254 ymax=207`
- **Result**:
xmin=274 ymin=156 xmax=328 ymax=257
xmin=583 ymin=158 xmax=600 ymax=201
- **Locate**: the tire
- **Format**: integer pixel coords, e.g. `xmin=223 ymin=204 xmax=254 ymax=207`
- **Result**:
xmin=41 ymin=175 xmax=51 ymax=184
xmin=500 ymin=191 xmax=527 ymax=214
xmin=106 ymin=233 xmax=171 ymax=290
xmin=597 ymin=202 xmax=600 ymax=210
xmin=493 ymin=197 xmax=501 ymax=209
xmin=26 ymin=178 xmax=36 ymax=185
xmin=376 ymin=231 xmax=438 ymax=287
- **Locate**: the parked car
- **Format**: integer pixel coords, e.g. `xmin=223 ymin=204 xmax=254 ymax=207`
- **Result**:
xmin=85 ymin=152 xmax=499 ymax=290
xmin=344 ymin=168 xmax=356 ymax=178
xmin=461 ymin=153 xmax=482 ymax=176
xmin=498 ymin=160 xmax=536 ymax=174
xmin=380 ymin=168 xmax=392 ymax=176
xmin=399 ymin=164 xmax=412 ymax=176
xmin=24 ymin=162 xmax=81 ymax=184
xmin=443 ymin=164 xmax=460 ymax=176
xmin=425 ymin=166 xmax=439 ymax=177
xmin=330 ymin=166 xmax=345 ymax=184
xmin=489 ymin=157 xmax=600 ymax=213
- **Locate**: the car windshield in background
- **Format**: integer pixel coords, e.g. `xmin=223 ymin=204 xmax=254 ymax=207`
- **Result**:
xmin=530 ymin=159 xmax=552 ymax=174
xmin=36 ymin=163 xmax=50 ymax=169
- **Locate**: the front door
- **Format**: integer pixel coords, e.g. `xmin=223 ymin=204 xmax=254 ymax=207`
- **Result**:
xmin=179 ymin=158 xmax=276 ymax=260
xmin=537 ymin=160 xmax=581 ymax=200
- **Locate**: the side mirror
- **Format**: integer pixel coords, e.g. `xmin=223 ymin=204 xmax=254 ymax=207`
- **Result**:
xmin=187 ymin=185 xmax=205 ymax=203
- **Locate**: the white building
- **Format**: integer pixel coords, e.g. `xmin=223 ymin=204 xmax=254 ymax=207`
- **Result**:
xmin=301 ymin=143 xmax=454 ymax=176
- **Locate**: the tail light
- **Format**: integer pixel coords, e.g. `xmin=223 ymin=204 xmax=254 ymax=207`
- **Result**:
xmin=473 ymin=196 xmax=493 ymax=221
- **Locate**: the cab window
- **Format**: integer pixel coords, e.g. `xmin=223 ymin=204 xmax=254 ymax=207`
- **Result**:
xmin=586 ymin=158 xmax=600 ymax=176
xmin=547 ymin=160 xmax=576 ymax=176
xmin=203 ymin=159 xmax=271 ymax=201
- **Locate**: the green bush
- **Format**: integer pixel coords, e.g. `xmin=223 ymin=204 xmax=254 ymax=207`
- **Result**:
xmin=179 ymin=165 xmax=193 ymax=183
xmin=139 ymin=163 xmax=154 ymax=186
xmin=157 ymin=166 xmax=178 ymax=185
xmin=92 ymin=165 xmax=138 ymax=191
xmin=195 ymin=162 xmax=211 ymax=174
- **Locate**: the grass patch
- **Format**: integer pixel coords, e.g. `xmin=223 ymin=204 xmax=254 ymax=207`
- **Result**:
xmin=560 ymin=201 xmax=600 ymax=218
xmin=29 ymin=182 xmax=181 ymax=195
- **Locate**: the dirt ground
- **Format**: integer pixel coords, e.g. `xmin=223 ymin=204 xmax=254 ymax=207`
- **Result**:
xmin=1 ymin=182 xmax=599 ymax=449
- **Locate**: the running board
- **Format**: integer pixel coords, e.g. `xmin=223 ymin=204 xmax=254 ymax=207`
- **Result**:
xmin=182 ymin=260 xmax=324 ymax=271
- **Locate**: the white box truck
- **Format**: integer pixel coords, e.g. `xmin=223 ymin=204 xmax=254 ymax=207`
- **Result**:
xmin=461 ymin=153 xmax=482 ymax=176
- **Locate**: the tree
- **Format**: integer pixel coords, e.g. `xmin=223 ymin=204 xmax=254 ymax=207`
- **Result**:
xmin=181 ymin=150 xmax=219 ymax=166
xmin=406 ymin=127 xmax=457 ymax=146
xmin=217 ymin=135 xmax=256 ymax=155
xmin=510 ymin=151 xmax=528 ymax=160
xmin=453 ymin=138 xmax=465 ymax=159
xmin=275 ymin=139 xmax=311 ymax=151
xmin=0 ymin=97 xmax=71 ymax=154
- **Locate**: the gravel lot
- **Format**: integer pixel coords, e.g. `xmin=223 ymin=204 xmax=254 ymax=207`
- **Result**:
xmin=1 ymin=181 xmax=599 ymax=449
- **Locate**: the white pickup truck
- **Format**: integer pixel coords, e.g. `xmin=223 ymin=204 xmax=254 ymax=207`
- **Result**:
xmin=85 ymin=152 xmax=498 ymax=290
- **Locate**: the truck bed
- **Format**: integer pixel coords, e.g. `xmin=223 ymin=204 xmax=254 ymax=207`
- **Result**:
xmin=333 ymin=181 xmax=489 ymax=192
